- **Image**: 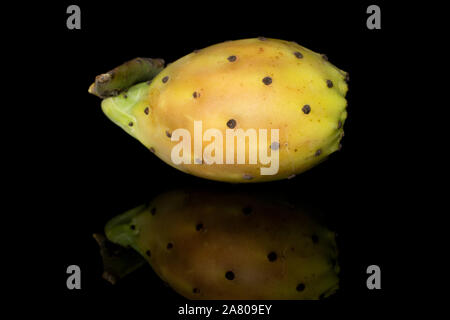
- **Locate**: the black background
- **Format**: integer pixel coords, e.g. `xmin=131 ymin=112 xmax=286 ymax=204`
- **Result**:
xmin=20 ymin=0 xmax=412 ymax=317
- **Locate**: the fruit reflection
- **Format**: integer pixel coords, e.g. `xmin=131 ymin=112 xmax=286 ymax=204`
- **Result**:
xmin=104 ymin=189 xmax=339 ymax=300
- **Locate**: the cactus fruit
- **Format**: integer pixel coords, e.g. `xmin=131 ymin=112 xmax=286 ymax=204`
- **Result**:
xmin=89 ymin=38 xmax=348 ymax=182
xmin=105 ymin=190 xmax=340 ymax=300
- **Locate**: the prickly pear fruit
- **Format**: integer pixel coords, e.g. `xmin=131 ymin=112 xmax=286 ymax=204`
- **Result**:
xmin=105 ymin=190 xmax=339 ymax=300
xmin=90 ymin=38 xmax=348 ymax=182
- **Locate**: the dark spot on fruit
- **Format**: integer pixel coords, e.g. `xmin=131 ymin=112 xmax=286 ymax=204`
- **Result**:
xmin=312 ymin=234 xmax=319 ymax=243
xmin=227 ymin=119 xmax=236 ymax=129
xmin=302 ymin=105 xmax=311 ymax=114
xmin=166 ymin=130 xmax=172 ymax=138
xmin=296 ymin=283 xmax=306 ymax=292
xmin=144 ymin=107 xmax=149 ymax=115
xmin=196 ymin=223 xmax=203 ymax=231
xmin=162 ymin=76 xmax=169 ymax=83
xmin=271 ymin=142 xmax=280 ymax=150
xmin=243 ymin=174 xmax=253 ymax=180
xmin=228 ymin=55 xmax=237 ymax=62
xmin=124 ymin=94 xmax=128 ymax=99
xmin=146 ymin=250 xmax=151 ymax=257
xmin=267 ymin=252 xmax=277 ymax=262
xmin=151 ymin=207 xmax=156 ymax=215
xmin=321 ymin=54 xmax=328 ymax=61
xmin=338 ymin=120 xmax=342 ymax=129
xmin=167 ymin=243 xmax=173 ymax=249
xmin=331 ymin=259 xmax=337 ymax=267
xmin=315 ymin=149 xmax=322 ymax=156
xmin=225 ymin=271 xmax=235 ymax=280
xmin=128 ymin=122 xmax=133 ymax=127
xmin=146 ymin=80 xmax=151 ymax=85
xmin=294 ymin=51 xmax=303 ymax=59
xmin=193 ymin=91 xmax=200 ymax=98
xmin=193 ymin=288 xmax=200 ymax=294
xmin=294 ymin=149 xmax=298 ymax=152
xmin=130 ymin=225 xmax=136 ymax=230
xmin=242 ymin=206 xmax=252 ymax=215
xmin=263 ymin=77 xmax=272 ymax=85
xmin=326 ymin=80 xmax=333 ymax=88
xmin=150 ymin=147 xmax=155 ymax=153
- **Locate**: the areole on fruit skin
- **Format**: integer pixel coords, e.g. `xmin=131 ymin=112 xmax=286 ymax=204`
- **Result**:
xmin=89 ymin=38 xmax=349 ymax=183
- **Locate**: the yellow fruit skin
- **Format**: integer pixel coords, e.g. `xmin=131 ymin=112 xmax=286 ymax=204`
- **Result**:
xmin=105 ymin=190 xmax=340 ymax=300
xmin=101 ymin=38 xmax=348 ymax=182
